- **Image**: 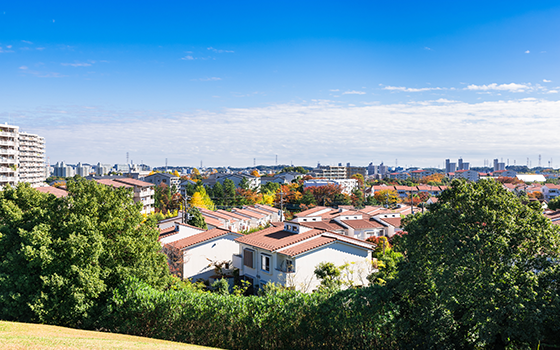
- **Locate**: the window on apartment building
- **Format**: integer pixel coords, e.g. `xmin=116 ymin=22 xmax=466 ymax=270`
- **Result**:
xmin=244 ymin=249 xmax=254 ymax=268
xmin=261 ymin=254 xmax=271 ymax=272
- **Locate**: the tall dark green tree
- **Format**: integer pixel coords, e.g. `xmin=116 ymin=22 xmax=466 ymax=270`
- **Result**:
xmin=223 ymin=179 xmax=236 ymax=206
xmin=395 ymin=179 xmax=560 ymax=349
xmin=186 ymin=206 xmax=208 ymax=230
xmin=0 ymin=180 xmax=172 ymax=327
xmin=212 ymin=181 xmax=224 ymax=205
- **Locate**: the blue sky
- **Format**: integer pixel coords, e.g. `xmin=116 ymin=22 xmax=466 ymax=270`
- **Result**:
xmin=1 ymin=1 xmax=559 ymax=168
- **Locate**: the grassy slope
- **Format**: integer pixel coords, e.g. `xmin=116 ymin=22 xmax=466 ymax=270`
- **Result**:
xmin=0 ymin=321 xmax=219 ymax=350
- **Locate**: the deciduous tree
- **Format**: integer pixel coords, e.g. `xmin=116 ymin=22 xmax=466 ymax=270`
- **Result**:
xmin=395 ymin=179 xmax=560 ymax=349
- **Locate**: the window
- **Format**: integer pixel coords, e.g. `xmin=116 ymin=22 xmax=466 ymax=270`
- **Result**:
xmin=261 ymin=254 xmax=271 ymax=272
xmin=244 ymin=249 xmax=254 ymax=268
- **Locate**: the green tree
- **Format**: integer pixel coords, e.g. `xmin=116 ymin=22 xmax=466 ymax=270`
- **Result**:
xmin=0 ymin=180 xmax=172 ymax=327
xmin=395 ymin=179 xmax=560 ymax=349
xmin=548 ymin=196 xmax=560 ymax=211
xmin=186 ymin=206 xmax=208 ymax=229
xmin=212 ymin=181 xmax=224 ymax=205
xmin=239 ymin=177 xmax=250 ymax=190
xmin=223 ymin=179 xmax=236 ymax=206
xmin=314 ymin=262 xmax=342 ymax=291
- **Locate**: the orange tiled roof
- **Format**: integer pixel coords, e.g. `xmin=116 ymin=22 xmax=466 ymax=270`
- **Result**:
xmin=376 ymin=217 xmax=402 ymax=228
xmin=295 ymin=206 xmax=332 ymax=217
xmin=171 ymin=228 xmax=235 ymax=250
xmin=35 ymin=186 xmax=68 ymax=198
xmin=113 ymin=178 xmax=154 ymax=187
xmin=339 ymin=219 xmax=385 ymax=229
xmin=277 ymin=236 xmax=335 ymax=257
xmin=95 ymin=179 xmax=132 ymax=188
xmin=235 ymin=225 xmax=323 ymax=252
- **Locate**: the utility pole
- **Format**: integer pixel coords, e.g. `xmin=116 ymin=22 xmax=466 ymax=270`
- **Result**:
xmin=182 ymin=195 xmax=192 ymax=224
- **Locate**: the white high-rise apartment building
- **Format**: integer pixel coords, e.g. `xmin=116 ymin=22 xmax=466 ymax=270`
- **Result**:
xmin=0 ymin=124 xmax=19 ymax=188
xmin=0 ymin=123 xmax=46 ymax=189
xmin=18 ymin=132 xmax=46 ymax=187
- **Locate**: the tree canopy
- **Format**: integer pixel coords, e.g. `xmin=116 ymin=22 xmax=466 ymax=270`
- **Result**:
xmin=396 ymin=179 xmax=560 ymax=349
xmin=0 ymin=180 xmax=172 ymax=327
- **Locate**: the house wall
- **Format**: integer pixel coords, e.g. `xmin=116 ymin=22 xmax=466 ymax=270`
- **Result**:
xmin=160 ymin=224 xmax=204 ymax=244
xmin=182 ymin=234 xmax=240 ymax=281
xmin=291 ymin=243 xmax=372 ymax=292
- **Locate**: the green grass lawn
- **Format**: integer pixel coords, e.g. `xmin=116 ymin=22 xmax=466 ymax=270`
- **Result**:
xmin=0 ymin=321 xmax=219 ymax=350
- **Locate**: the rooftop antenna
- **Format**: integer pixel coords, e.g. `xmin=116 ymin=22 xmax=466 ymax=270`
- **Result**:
xmin=275 ymin=155 xmax=278 ymax=166
xmin=126 ymin=152 xmax=129 ymax=164
xmin=165 ymin=158 xmax=168 ymax=172
xmin=539 ymin=154 xmax=542 ymax=167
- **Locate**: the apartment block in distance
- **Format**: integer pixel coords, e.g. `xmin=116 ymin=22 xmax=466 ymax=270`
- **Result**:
xmin=0 ymin=123 xmax=46 ymax=189
xmin=18 ymin=132 xmax=46 ymax=187
xmin=0 ymin=124 xmax=19 ymax=188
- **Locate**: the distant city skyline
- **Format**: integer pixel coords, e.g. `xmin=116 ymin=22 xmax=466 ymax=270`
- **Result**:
xmin=1 ymin=1 xmax=559 ymax=167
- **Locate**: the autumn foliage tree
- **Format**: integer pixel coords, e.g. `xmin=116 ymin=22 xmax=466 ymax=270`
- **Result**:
xmin=373 ymin=189 xmax=400 ymax=205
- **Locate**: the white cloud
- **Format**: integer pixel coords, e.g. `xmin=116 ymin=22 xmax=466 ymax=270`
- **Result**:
xmin=424 ymin=47 xmax=432 ymax=50
xmin=329 ymin=89 xmax=340 ymax=92
xmin=465 ymin=83 xmax=530 ymax=92
xmin=181 ymin=55 xmax=194 ymax=60
xmin=525 ymin=50 xmax=530 ymax=54
xmin=547 ymin=90 xmax=558 ymax=94
xmin=19 ymin=66 xmax=28 ymax=70
xmin=198 ymin=77 xmax=221 ymax=81
xmin=342 ymin=90 xmax=366 ymax=95
xmin=61 ymin=62 xmax=92 ymax=67
xmin=21 ymin=40 xmax=33 ymax=44
xmin=207 ymin=47 xmax=234 ymax=53
xmin=543 ymin=79 xmax=552 ymax=83
xmin=383 ymin=86 xmax=443 ymax=92
xmin=23 ymin=98 xmax=560 ymax=168
xmin=6 ymin=45 xmax=12 ymax=49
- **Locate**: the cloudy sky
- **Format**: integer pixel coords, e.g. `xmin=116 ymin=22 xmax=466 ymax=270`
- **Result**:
xmin=1 ymin=1 xmax=559 ymax=168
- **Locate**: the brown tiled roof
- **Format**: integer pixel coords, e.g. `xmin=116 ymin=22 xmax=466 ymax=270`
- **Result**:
xmin=95 ymin=179 xmax=132 ymax=188
xmin=339 ymin=219 xmax=385 ymax=229
xmin=113 ymin=178 xmax=154 ymax=187
xmin=35 ymin=186 xmax=68 ymax=198
xmin=244 ymin=207 xmax=272 ymax=216
xmin=171 ymin=228 xmax=236 ymax=250
xmin=254 ymin=204 xmax=278 ymax=214
xmin=199 ymin=208 xmax=239 ymax=222
xmin=299 ymin=220 xmax=346 ymax=232
xmin=217 ymin=210 xmax=249 ymax=221
xmin=376 ymin=217 xmax=402 ymax=228
xmin=235 ymin=225 xmax=324 ymax=252
xmin=203 ymin=215 xmax=226 ymax=228
xmin=295 ymin=206 xmax=332 ymax=217
xmin=277 ymin=236 xmax=335 ymax=257
xmin=233 ymin=208 xmax=266 ymax=219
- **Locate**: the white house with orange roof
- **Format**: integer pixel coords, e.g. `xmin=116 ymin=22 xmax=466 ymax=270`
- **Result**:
xmin=166 ymin=228 xmax=243 ymax=281
xmin=233 ymin=222 xmax=374 ymax=292
xmin=542 ymin=183 xmax=560 ymax=200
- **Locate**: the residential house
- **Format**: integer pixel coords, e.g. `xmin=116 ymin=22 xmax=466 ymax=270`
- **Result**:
xmin=216 ymin=173 xmax=261 ymax=190
xmin=389 ymin=172 xmax=410 ymax=180
xmin=144 ymin=173 xmax=181 ymax=192
xmin=233 ymin=222 xmax=374 ymax=291
xmin=304 ymin=178 xmax=358 ymax=195
xmin=453 ymin=169 xmax=479 ymax=182
xmin=167 ymin=228 xmax=242 ymax=281
xmin=542 ymin=184 xmax=560 ymax=200
xmin=113 ymin=178 xmax=155 ymax=214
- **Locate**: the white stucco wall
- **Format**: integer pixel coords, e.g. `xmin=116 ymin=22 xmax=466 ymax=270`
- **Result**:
xmin=291 ymin=242 xmax=372 ymax=292
xmin=182 ymin=234 xmax=241 ymax=281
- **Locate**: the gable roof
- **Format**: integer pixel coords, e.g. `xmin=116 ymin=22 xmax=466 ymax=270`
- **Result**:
xmin=235 ymin=225 xmax=323 ymax=252
xmin=170 ymin=228 xmax=239 ymax=250
xmin=339 ymin=219 xmax=385 ymax=229
xmin=35 ymin=186 xmax=68 ymax=198
xmin=95 ymin=179 xmax=133 ymax=188
xmin=277 ymin=236 xmax=335 ymax=257
xmin=375 ymin=217 xmax=402 ymax=228
xmin=113 ymin=178 xmax=154 ymax=187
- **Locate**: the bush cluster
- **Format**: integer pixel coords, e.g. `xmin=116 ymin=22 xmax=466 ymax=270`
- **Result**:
xmin=103 ymin=278 xmax=397 ymax=350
